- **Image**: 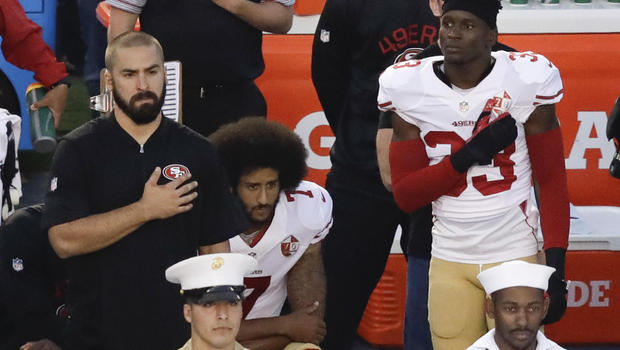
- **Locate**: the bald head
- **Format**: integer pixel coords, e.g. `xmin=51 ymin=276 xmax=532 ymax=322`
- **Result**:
xmin=105 ymin=31 xmax=164 ymax=72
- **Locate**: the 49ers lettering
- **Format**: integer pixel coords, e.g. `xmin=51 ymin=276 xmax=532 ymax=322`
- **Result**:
xmin=378 ymin=24 xmax=437 ymax=55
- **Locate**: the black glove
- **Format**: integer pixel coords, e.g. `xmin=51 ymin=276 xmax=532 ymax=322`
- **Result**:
xmin=542 ymin=247 xmax=568 ymax=325
xmin=450 ymin=112 xmax=518 ymax=173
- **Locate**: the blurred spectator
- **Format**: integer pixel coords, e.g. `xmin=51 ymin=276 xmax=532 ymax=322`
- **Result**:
xmin=77 ymin=0 xmax=107 ymax=117
xmin=311 ymin=0 xmax=438 ymax=348
xmin=1 ymin=0 xmax=70 ymax=125
xmin=106 ymin=0 xmax=294 ymax=136
xmin=0 ymin=204 xmax=67 ymax=350
xmin=56 ymin=0 xmax=84 ymax=74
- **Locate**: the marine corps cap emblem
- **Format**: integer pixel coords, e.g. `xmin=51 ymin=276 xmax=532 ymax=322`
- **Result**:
xmin=211 ymin=257 xmax=224 ymax=270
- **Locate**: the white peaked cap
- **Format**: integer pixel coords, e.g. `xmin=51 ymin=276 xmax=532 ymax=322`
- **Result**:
xmin=477 ymin=260 xmax=556 ymax=295
xmin=166 ymin=253 xmax=257 ymax=290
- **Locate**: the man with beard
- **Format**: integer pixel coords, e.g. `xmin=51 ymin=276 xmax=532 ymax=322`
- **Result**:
xmin=210 ymin=118 xmax=331 ymax=350
xmin=43 ymin=31 xmax=247 ymax=350
xmin=468 ymin=260 xmax=565 ymax=350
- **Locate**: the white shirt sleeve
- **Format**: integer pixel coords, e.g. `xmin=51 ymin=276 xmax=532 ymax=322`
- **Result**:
xmin=106 ymin=0 xmax=146 ymax=14
xmin=272 ymin=0 xmax=296 ymax=6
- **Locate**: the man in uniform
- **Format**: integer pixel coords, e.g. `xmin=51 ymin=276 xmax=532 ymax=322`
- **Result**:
xmin=166 ymin=253 xmax=258 ymax=350
xmin=106 ymin=0 xmax=294 ymax=136
xmin=374 ymin=1 xmax=517 ymax=348
xmin=378 ymin=0 xmax=569 ymax=348
xmin=0 ymin=205 xmax=66 ymax=350
xmin=210 ymin=117 xmax=331 ymax=350
xmin=468 ymin=260 xmax=565 ymax=350
xmin=311 ymin=0 xmax=438 ymax=347
xmin=43 ymin=31 xmax=247 ymax=350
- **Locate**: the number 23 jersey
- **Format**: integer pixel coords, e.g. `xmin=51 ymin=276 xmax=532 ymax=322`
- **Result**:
xmin=229 ymin=181 xmax=333 ymax=319
xmin=378 ymin=51 xmax=564 ymax=263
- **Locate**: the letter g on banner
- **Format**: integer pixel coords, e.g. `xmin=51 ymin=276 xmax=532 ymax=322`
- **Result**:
xmin=294 ymin=112 xmax=335 ymax=170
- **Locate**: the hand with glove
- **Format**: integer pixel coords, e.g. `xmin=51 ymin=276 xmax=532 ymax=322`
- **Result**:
xmin=450 ymin=112 xmax=518 ymax=173
xmin=543 ymin=247 xmax=568 ymax=324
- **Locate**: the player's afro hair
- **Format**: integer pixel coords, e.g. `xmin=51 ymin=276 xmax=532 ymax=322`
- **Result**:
xmin=209 ymin=117 xmax=308 ymax=190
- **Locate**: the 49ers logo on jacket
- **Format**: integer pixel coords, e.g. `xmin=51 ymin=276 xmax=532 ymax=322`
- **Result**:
xmin=280 ymin=235 xmax=299 ymax=257
xmin=162 ymin=164 xmax=190 ymax=180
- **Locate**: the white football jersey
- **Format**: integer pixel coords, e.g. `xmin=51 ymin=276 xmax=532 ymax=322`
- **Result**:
xmin=378 ymin=51 xmax=564 ymax=263
xmin=230 ymin=181 xmax=332 ymax=319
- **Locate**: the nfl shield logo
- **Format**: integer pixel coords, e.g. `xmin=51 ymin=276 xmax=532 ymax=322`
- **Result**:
xmin=12 ymin=258 xmax=23 ymax=272
xmin=281 ymin=236 xmax=300 ymax=257
xmin=320 ymin=29 xmax=330 ymax=43
xmin=459 ymin=101 xmax=469 ymax=113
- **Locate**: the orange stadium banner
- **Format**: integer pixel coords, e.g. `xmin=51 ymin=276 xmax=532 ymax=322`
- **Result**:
xmin=257 ymin=33 xmax=620 ymax=207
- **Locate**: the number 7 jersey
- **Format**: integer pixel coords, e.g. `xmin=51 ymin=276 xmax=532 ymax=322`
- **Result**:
xmin=229 ymin=181 xmax=333 ymax=319
xmin=378 ymin=51 xmax=564 ymax=264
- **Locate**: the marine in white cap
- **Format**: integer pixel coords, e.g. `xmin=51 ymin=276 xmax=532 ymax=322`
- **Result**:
xmin=467 ymin=261 xmax=566 ymax=350
xmin=166 ymin=253 xmax=258 ymax=350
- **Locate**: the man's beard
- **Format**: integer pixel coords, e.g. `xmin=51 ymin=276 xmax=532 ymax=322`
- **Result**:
xmin=244 ymin=196 xmax=279 ymax=228
xmin=113 ymin=83 xmax=166 ymax=125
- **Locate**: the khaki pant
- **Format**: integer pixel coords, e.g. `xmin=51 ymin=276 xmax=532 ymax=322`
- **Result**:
xmin=428 ymin=255 xmax=538 ymax=350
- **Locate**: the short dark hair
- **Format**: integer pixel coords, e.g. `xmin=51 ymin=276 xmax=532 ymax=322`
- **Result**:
xmin=209 ymin=117 xmax=308 ymax=190
xmin=491 ymin=287 xmax=545 ymax=303
xmin=442 ymin=0 xmax=502 ymax=29
xmin=105 ymin=31 xmax=164 ymax=70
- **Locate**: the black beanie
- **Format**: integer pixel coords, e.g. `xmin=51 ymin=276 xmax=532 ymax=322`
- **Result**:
xmin=442 ymin=0 xmax=503 ymax=29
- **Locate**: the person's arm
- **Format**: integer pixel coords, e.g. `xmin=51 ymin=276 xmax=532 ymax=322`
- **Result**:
xmin=210 ymin=0 xmax=292 ymax=34
xmin=237 ymin=302 xmax=324 ymax=349
xmin=524 ymin=103 xmax=569 ymax=325
xmin=107 ymin=5 xmax=140 ymax=42
xmin=237 ymin=243 xmax=327 ymax=349
xmin=0 ymin=0 xmax=69 ymax=125
xmin=19 ymin=339 xmax=61 ymax=350
xmin=237 ymin=324 xmax=290 ymax=350
xmin=390 ymin=109 xmax=518 ymax=213
xmin=376 ymin=112 xmax=394 ymax=191
xmin=311 ymin=0 xmax=352 ymax=133
xmin=0 ymin=0 xmax=68 ymax=87
xmin=390 ymin=115 xmax=464 ymax=213
xmin=49 ymin=167 xmax=198 ymax=258
xmin=30 ymin=83 xmax=69 ymax=128
xmin=287 ymin=242 xmax=326 ymax=319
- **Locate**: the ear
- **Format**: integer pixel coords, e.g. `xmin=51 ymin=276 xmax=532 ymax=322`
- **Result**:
xmin=104 ymin=69 xmax=113 ymax=91
xmin=485 ymin=297 xmax=496 ymax=319
xmin=429 ymin=0 xmax=443 ymax=17
xmin=183 ymin=304 xmax=192 ymax=323
xmin=542 ymin=294 xmax=551 ymax=318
